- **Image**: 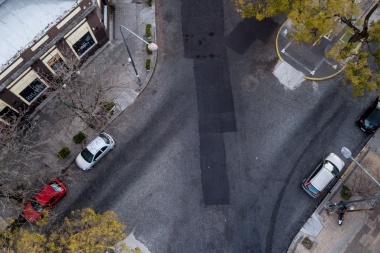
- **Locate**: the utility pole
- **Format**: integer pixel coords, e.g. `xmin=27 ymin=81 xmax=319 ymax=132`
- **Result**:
xmin=325 ymin=195 xmax=380 ymax=212
xmin=119 ymin=25 xmax=158 ymax=85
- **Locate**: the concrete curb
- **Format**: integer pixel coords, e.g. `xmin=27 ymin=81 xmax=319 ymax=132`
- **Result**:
xmin=275 ymin=20 xmax=286 ymax=62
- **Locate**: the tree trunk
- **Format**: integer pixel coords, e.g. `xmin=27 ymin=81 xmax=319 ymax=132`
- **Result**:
xmin=348 ymin=1 xmax=380 ymax=43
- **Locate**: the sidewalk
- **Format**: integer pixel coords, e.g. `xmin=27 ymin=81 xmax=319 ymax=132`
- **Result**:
xmin=275 ymin=0 xmax=376 ymax=81
xmin=0 ymin=0 xmax=156 ymax=220
xmin=288 ymin=133 xmax=380 ymax=253
xmin=32 ymin=0 xmax=156 ymax=170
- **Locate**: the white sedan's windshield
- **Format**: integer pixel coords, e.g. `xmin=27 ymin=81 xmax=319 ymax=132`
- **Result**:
xmin=81 ymin=148 xmax=94 ymax=163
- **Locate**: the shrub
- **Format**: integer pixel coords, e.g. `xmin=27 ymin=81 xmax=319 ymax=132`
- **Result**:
xmin=101 ymin=101 xmax=116 ymax=112
xmin=72 ymin=131 xmax=86 ymax=144
xmin=301 ymin=237 xmax=313 ymax=250
xmin=146 ymin=59 xmax=151 ymax=70
xmin=340 ymin=185 xmax=352 ymax=200
xmin=55 ymin=77 xmax=64 ymax=84
xmin=147 ymin=0 xmax=152 ymax=7
xmin=146 ymin=24 xmax=152 ymax=38
xmin=57 ymin=147 xmax=70 ymax=159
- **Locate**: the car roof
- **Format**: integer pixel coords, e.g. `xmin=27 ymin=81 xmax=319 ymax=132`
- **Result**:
xmin=310 ymin=167 xmax=335 ymax=191
xmin=325 ymin=153 xmax=345 ymax=171
xmin=86 ymin=136 xmax=106 ymax=155
xmin=35 ymin=180 xmax=65 ymax=205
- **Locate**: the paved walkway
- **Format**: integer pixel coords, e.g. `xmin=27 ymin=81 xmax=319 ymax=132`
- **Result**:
xmin=288 ymin=133 xmax=380 ymax=253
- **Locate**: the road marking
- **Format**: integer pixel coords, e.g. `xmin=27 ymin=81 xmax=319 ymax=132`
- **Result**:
xmin=281 ymin=50 xmax=313 ymax=74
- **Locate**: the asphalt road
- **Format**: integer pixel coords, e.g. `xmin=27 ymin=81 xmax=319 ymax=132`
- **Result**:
xmin=57 ymin=0 xmax=375 ymax=252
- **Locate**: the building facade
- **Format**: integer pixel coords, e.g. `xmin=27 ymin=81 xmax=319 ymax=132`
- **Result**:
xmin=0 ymin=0 xmax=110 ymax=124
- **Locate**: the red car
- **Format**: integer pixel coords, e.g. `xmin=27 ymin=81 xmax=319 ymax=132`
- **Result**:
xmin=22 ymin=179 xmax=67 ymax=222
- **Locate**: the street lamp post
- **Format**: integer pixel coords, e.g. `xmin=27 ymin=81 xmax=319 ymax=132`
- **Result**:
xmin=341 ymin=147 xmax=380 ymax=188
xmin=119 ymin=25 xmax=158 ymax=85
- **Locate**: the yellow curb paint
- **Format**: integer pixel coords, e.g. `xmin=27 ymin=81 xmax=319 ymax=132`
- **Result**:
xmin=312 ymin=33 xmax=324 ymax=46
xmin=275 ymin=20 xmax=287 ymax=62
xmin=276 ymin=19 xmax=347 ymax=81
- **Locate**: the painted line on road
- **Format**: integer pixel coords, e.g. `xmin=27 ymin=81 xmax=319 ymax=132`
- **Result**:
xmin=304 ymin=65 xmax=346 ymax=81
xmin=281 ymin=50 xmax=313 ymax=74
xmin=276 ymin=19 xmax=346 ymax=81
xmin=282 ymin=40 xmax=293 ymax=52
xmin=311 ymin=59 xmax=325 ymax=74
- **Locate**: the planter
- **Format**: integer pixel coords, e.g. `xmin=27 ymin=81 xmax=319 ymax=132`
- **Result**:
xmin=73 ymin=131 xmax=86 ymax=144
xmin=146 ymin=24 xmax=152 ymax=38
xmin=146 ymin=59 xmax=151 ymax=71
xmin=57 ymin=147 xmax=70 ymax=159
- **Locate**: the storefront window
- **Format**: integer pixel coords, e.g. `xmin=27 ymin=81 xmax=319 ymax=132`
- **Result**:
xmin=72 ymin=32 xmax=95 ymax=56
xmin=48 ymin=53 xmax=65 ymax=71
xmin=19 ymin=79 xmax=47 ymax=102
xmin=0 ymin=106 xmax=18 ymax=118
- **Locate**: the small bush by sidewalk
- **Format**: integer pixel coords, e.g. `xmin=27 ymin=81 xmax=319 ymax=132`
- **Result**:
xmin=146 ymin=59 xmax=151 ymax=70
xmin=73 ymin=131 xmax=86 ymax=144
xmin=101 ymin=101 xmax=116 ymax=112
xmin=340 ymin=185 xmax=352 ymax=200
xmin=301 ymin=236 xmax=313 ymax=250
xmin=57 ymin=147 xmax=70 ymax=159
xmin=146 ymin=24 xmax=152 ymax=38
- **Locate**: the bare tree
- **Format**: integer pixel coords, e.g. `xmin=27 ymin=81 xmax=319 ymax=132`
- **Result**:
xmin=39 ymin=48 xmax=126 ymax=130
xmin=0 ymin=112 xmax=56 ymax=211
xmin=350 ymin=168 xmax=380 ymax=197
xmin=0 ymin=46 xmax=127 ymax=212
xmin=349 ymin=158 xmax=380 ymax=211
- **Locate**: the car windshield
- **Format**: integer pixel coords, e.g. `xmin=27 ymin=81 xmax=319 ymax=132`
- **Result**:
xmin=324 ymin=161 xmax=340 ymax=176
xmin=81 ymin=148 xmax=94 ymax=163
xmin=31 ymin=200 xmax=43 ymax=212
xmin=307 ymin=184 xmax=320 ymax=195
xmin=99 ymin=133 xmax=110 ymax=144
xmin=49 ymin=182 xmax=62 ymax=192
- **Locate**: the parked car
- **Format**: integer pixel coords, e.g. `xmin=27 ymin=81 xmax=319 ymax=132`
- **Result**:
xmin=357 ymin=98 xmax=380 ymax=133
xmin=22 ymin=179 xmax=67 ymax=223
xmin=302 ymin=153 xmax=345 ymax=198
xmin=75 ymin=132 xmax=115 ymax=170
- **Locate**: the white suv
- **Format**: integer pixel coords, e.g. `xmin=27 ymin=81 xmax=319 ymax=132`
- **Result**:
xmin=302 ymin=153 xmax=345 ymax=198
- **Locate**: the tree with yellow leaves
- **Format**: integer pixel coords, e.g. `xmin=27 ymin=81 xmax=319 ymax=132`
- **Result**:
xmin=233 ymin=0 xmax=380 ymax=96
xmin=0 ymin=208 xmax=130 ymax=253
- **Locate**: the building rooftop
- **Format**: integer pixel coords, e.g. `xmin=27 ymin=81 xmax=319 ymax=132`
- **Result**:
xmin=0 ymin=0 xmax=78 ymax=72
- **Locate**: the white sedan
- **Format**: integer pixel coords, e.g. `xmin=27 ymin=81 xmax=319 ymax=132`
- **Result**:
xmin=76 ymin=132 xmax=115 ymax=170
